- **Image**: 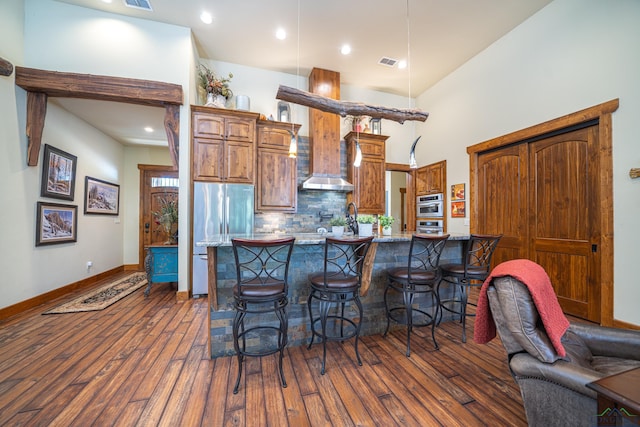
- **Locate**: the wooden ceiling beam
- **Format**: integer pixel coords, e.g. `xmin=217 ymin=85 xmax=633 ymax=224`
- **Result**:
xmin=276 ymin=85 xmax=429 ymax=124
xmin=14 ymin=66 xmax=183 ymax=168
xmin=0 ymin=57 xmax=13 ymax=76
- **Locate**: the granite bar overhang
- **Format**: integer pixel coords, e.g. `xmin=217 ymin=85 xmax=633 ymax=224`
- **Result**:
xmin=197 ymin=233 xmax=470 ymax=358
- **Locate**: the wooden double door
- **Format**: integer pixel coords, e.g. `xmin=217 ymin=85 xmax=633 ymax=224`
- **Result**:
xmin=470 ymin=101 xmax=617 ymax=324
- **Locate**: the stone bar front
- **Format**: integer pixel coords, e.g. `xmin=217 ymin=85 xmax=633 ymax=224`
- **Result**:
xmin=198 ymin=233 xmax=469 ymax=358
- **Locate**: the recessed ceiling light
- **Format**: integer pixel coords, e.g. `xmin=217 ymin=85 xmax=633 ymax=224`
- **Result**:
xmin=397 ymin=60 xmax=407 ymax=69
xmin=144 ymin=126 xmax=153 ymax=133
xmin=200 ymin=11 xmax=212 ymax=24
xmin=275 ymin=28 xmax=286 ymax=40
xmin=101 ymin=0 xmax=113 ymax=3
xmin=341 ymin=44 xmax=351 ymax=55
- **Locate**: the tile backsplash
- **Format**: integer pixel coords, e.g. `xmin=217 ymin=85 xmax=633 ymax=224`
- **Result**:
xmin=254 ymin=136 xmax=349 ymax=233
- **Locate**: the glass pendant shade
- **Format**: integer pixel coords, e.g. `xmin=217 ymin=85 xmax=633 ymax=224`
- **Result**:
xmin=409 ymin=135 xmax=421 ymax=169
xmin=353 ymin=140 xmax=363 ymax=167
xmin=288 ymin=130 xmax=297 ymax=158
xmin=409 ymin=151 xmax=417 ymax=169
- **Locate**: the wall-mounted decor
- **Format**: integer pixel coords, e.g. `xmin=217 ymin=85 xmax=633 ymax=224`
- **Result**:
xmin=451 ymin=183 xmax=465 ymax=201
xmin=451 ymin=201 xmax=466 ymax=218
xmin=369 ymin=118 xmax=381 ymax=135
xmin=84 ymin=176 xmax=120 ymax=215
xmin=277 ymin=101 xmax=291 ymax=122
xmin=40 ymin=144 xmax=77 ymax=201
xmin=36 ymin=202 xmax=78 ymax=246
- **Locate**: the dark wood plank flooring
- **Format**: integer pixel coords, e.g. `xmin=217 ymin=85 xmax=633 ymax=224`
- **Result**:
xmin=0 ymin=272 xmax=526 ymax=426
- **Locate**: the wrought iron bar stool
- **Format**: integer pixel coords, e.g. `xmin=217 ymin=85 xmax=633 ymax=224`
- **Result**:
xmin=436 ymin=234 xmax=502 ymax=342
xmin=231 ymin=237 xmax=295 ymax=394
xmin=383 ymin=233 xmax=450 ymax=356
xmin=307 ymin=236 xmax=374 ymax=375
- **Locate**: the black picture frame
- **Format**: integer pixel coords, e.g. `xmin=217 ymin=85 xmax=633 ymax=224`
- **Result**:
xmin=40 ymin=144 xmax=77 ymax=201
xmin=36 ymin=202 xmax=78 ymax=246
xmin=84 ymin=176 xmax=120 ymax=215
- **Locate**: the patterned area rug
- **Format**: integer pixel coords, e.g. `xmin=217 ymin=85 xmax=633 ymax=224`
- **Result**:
xmin=43 ymin=272 xmax=147 ymax=314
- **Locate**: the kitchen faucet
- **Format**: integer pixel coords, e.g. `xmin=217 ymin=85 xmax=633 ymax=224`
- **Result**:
xmin=346 ymin=202 xmax=359 ymax=235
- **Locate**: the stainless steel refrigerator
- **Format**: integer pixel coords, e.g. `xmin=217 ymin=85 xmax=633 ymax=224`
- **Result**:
xmin=192 ymin=183 xmax=254 ymax=295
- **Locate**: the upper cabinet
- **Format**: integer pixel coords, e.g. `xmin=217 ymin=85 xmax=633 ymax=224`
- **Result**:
xmin=256 ymin=121 xmax=300 ymax=212
xmin=345 ymin=131 xmax=389 ymax=214
xmin=191 ymin=106 xmax=259 ymax=183
xmin=416 ymin=160 xmax=446 ymax=195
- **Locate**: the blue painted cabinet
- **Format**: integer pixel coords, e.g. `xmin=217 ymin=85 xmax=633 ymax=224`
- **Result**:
xmin=144 ymin=245 xmax=178 ymax=296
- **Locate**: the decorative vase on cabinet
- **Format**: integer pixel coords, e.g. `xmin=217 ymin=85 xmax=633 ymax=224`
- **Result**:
xmin=205 ymin=92 xmax=215 ymax=107
xmin=204 ymin=92 xmax=227 ymax=108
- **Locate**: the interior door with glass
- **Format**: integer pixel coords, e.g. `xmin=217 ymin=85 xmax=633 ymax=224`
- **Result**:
xmin=139 ymin=165 xmax=179 ymax=270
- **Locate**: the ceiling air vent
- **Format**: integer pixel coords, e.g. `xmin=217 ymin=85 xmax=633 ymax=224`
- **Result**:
xmin=124 ymin=0 xmax=153 ymax=11
xmin=378 ymin=57 xmax=398 ymax=67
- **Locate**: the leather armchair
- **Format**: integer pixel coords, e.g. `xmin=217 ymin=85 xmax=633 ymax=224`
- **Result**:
xmin=486 ymin=275 xmax=640 ymax=427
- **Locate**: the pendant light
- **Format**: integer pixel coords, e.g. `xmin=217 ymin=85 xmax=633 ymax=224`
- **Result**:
xmin=409 ymin=136 xmax=421 ymax=169
xmin=288 ymin=0 xmax=301 ymax=158
xmin=405 ymin=0 xmax=421 ymax=169
xmin=353 ymin=119 xmax=362 ymax=167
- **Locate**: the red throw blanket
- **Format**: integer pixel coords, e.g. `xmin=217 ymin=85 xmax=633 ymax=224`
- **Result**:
xmin=473 ymin=259 xmax=569 ymax=357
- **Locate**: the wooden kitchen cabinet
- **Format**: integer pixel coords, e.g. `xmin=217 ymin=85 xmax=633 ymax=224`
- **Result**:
xmin=191 ymin=106 xmax=259 ymax=183
xmin=256 ymin=120 xmax=300 ymax=212
xmin=345 ymin=131 xmax=389 ymax=214
xmin=416 ymin=160 xmax=446 ymax=195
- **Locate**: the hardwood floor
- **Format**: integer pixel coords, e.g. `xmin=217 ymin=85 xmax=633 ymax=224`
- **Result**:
xmin=0 ymin=272 xmax=526 ymax=426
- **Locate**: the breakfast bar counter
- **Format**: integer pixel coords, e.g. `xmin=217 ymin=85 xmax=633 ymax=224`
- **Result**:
xmin=197 ymin=232 xmax=469 ymax=358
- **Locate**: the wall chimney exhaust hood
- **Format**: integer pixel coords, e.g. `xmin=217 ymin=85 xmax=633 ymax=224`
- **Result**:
xmin=301 ymin=175 xmax=354 ymax=191
xmin=300 ymin=68 xmax=354 ymax=192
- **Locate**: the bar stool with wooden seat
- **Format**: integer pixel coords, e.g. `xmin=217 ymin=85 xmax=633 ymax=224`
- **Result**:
xmin=307 ymin=236 xmax=374 ymax=375
xmin=383 ymin=233 xmax=450 ymax=356
xmin=231 ymin=237 xmax=296 ymax=394
xmin=436 ymin=234 xmax=502 ymax=342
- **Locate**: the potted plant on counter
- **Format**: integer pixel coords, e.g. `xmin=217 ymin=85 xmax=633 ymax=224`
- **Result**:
xmin=329 ymin=216 xmax=347 ymax=236
xmin=379 ymin=215 xmax=395 ymax=236
xmin=357 ymin=215 xmax=376 ymax=237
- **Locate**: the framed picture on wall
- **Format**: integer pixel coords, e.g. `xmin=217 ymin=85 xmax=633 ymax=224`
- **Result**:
xmin=84 ymin=176 xmax=120 ymax=215
xmin=451 ymin=183 xmax=465 ymax=201
xmin=451 ymin=201 xmax=466 ymax=218
xmin=36 ymin=202 xmax=78 ymax=246
xmin=40 ymin=144 xmax=77 ymax=201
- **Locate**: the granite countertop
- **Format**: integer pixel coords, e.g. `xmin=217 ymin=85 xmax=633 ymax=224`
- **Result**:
xmin=196 ymin=231 xmax=470 ymax=247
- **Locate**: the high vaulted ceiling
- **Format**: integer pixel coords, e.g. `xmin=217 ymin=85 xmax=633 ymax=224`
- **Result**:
xmin=53 ymin=0 xmax=552 ymax=146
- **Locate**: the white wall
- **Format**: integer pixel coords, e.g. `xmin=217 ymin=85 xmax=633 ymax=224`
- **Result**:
xmin=416 ymin=0 xmax=640 ymax=325
xmin=22 ymin=0 xmax=194 ymax=296
xmin=1 ymin=98 xmax=125 ymax=307
xmin=0 ymin=0 xmax=193 ymax=309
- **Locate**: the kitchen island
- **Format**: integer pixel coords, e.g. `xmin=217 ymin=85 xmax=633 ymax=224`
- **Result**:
xmin=197 ymin=232 xmax=469 ymax=358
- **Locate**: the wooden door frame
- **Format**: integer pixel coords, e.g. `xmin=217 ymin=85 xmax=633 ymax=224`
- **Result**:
xmin=467 ymin=99 xmax=618 ymax=326
xmin=138 ymin=164 xmax=179 ymax=271
xmin=386 ymin=163 xmax=415 ymax=232
xmin=14 ymin=66 xmax=182 ymax=169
